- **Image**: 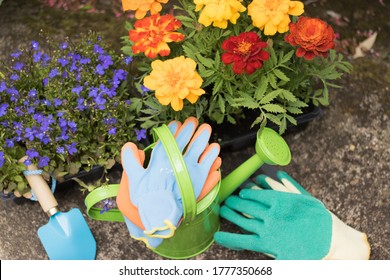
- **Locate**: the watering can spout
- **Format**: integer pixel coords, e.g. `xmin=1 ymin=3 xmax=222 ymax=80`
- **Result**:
xmin=219 ymin=127 xmax=291 ymax=202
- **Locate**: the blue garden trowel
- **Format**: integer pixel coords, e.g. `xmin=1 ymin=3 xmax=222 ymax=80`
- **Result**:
xmin=22 ymin=158 xmax=96 ymax=260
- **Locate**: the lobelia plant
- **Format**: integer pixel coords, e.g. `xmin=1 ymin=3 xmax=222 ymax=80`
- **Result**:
xmin=120 ymin=0 xmax=352 ymax=133
xmin=0 ymin=31 xmax=143 ymax=199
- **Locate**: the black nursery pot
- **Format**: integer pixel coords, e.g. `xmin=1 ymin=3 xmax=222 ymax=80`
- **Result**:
xmin=11 ymin=165 xmax=105 ymax=205
xmin=55 ymin=165 xmax=105 ymax=191
xmin=210 ymin=104 xmax=323 ymax=152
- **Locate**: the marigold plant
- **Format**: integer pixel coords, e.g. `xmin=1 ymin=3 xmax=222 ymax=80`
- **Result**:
xmin=121 ymin=0 xmax=352 ymax=133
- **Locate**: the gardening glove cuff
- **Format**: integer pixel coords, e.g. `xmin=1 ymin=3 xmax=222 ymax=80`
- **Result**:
xmin=138 ymin=190 xmax=182 ymax=238
xmin=123 ymin=216 xmax=164 ymax=249
xmin=324 ymin=212 xmax=370 ymax=260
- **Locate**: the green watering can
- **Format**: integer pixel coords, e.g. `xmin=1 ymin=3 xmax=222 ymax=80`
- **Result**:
xmin=85 ymin=124 xmax=291 ymax=259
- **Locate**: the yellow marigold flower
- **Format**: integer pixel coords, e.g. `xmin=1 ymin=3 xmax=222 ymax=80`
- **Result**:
xmin=248 ymin=0 xmax=304 ymax=35
xmin=122 ymin=0 xmax=169 ymax=19
xmin=194 ymin=0 xmax=246 ymax=29
xmin=143 ymin=56 xmax=206 ymax=111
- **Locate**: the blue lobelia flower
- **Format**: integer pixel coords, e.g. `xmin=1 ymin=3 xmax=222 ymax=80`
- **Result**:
xmin=26 ymin=148 xmax=39 ymax=159
xmin=13 ymin=62 xmax=24 ymax=71
xmin=5 ymin=139 xmax=14 ymax=148
xmin=57 ymin=57 xmax=69 ymax=67
xmin=72 ymin=85 xmax=83 ymax=94
xmin=100 ymin=198 xmax=115 ymax=214
xmin=108 ymin=127 xmax=117 ymax=135
xmin=93 ymin=44 xmax=104 ymax=55
xmin=41 ymin=54 xmax=51 ymax=66
xmin=56 ymin=146 xmax=65 ymax=154
xmin=0 ymin=82 xmax=7 ymax=92
xmin=135 ymin=129 xmax=147 ymax=141
xmin=67 ymin=121 xmax=77 ymax=133
xmin=31 ymin=41 xmax=39 ymax=50
xmin=0 ymin=151 xmax=5 ymax=169
xmin=49 ymin=68 xmax=60 ymax=79
xmin=10 ymin=50 xmax=22 ymax=58
xmin=10 ymin=73 xmax=19 ymax=81
xmin=24 ymin=127 xmax=37 ymax=141
xmin=33 ymin=51 xmax=43 ymax=63
xmin=42 ymin=77 xmax=49 ymax=87
xmin=99 ymin=54 xmax=113 ymax=69
xmin=53 ymin=98 xmax=63 ymax=107
xmin=38 ymin=156 xmax=50 ymax=168
xmin=123 ymin=56 xmax=133 ymax=65
xmin=28 ymin=89 xmax=37 ymax=98
xmin=66 ymin=142 xmax=78 ymax=155
xmin=0 ymin=103 xmax=9 ymax=117
xmin=76 ymin=97 xmax=87 ymax=111
xmin=95 ymin=64 xmax=105 ymax=75
xmin=80 ymin=57 xmax=91 ymax=65
xmin=59 ymin=42 xmax=68 ymax=50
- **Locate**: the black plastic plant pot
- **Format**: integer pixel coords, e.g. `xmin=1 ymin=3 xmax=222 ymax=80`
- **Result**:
xmin=55 ymin=165 xmax=105 ymax=191
xmin=11 ymin=165 xmax=105 ymax=205
xmin=210 ymin=104 xmax=323 ymax=153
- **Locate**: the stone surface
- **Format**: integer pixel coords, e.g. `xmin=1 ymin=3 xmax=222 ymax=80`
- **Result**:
xmin=0 ymin=0 xmax=389 ymax=260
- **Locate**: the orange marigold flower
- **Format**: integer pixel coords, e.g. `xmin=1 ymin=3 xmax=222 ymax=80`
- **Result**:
xmin=129 ymin=14 xmax=185 ymax=58
xmin=285 ymin=17 xmax=335 ymax=60
xmin=143 ymin=56 xmax=206 ymax=111
xmin=248 ymin=0 xmax=304 ymax=35
xmin=122 ymin=0 xmax=169 ymax=19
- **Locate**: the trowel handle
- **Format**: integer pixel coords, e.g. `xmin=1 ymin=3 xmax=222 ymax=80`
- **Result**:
xmin=219 ymin=154 xmax=264 ymax=203
xmin=20 ymin=157 xmax=58 ymax=216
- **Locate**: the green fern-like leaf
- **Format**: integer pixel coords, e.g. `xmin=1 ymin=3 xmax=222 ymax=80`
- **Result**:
xmin=273 ymin=69 xmax=290 ymax=82
xmin=196 ymin=54 xmax=214 ymax=68
xmin=267 ymin=72 xmax=277 ymax=89
xmin=260 ymin=89 xmax=282 ymax=104
xmin=254 ymin=77 xmax=268 ymax=100
xmin=281 ymin=89 xmax=297 ymax=102
xmin=261 ymin=104 xmax=286 ymax=113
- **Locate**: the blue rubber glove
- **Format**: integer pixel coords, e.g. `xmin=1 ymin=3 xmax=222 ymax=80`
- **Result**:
xmin=119 ymin=117 xmax=220 ymax=243
xmin=214 ymin=171 xmax=370 ymax=260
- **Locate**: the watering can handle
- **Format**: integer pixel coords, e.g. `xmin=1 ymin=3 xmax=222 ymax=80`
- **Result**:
xmin=152 ymin=125 xmax=197 ymax=224
xmin=84 ymin=184 xmax=125 ymax=222
xmin=20 ymin=157 xmax=59 ymax=216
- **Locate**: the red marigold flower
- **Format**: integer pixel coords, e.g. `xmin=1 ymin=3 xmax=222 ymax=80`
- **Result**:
xmin=129 ymin=14 xmax=185 ymax=58
xmin=285 ymin=17 xmax=335 ymax=60
xmin=221 ymin=32 xmax=270 ymax=75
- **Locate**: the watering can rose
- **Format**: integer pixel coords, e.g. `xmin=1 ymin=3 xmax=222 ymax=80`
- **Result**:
xmin=285 ymin=17 xmax=336 ymax=60
xmin=143 ymin=56 xmax=205 ymax=111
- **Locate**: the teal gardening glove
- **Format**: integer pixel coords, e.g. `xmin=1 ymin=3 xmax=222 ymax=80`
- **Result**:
xmin=214 ymin=171 xmax=370 ymax=260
